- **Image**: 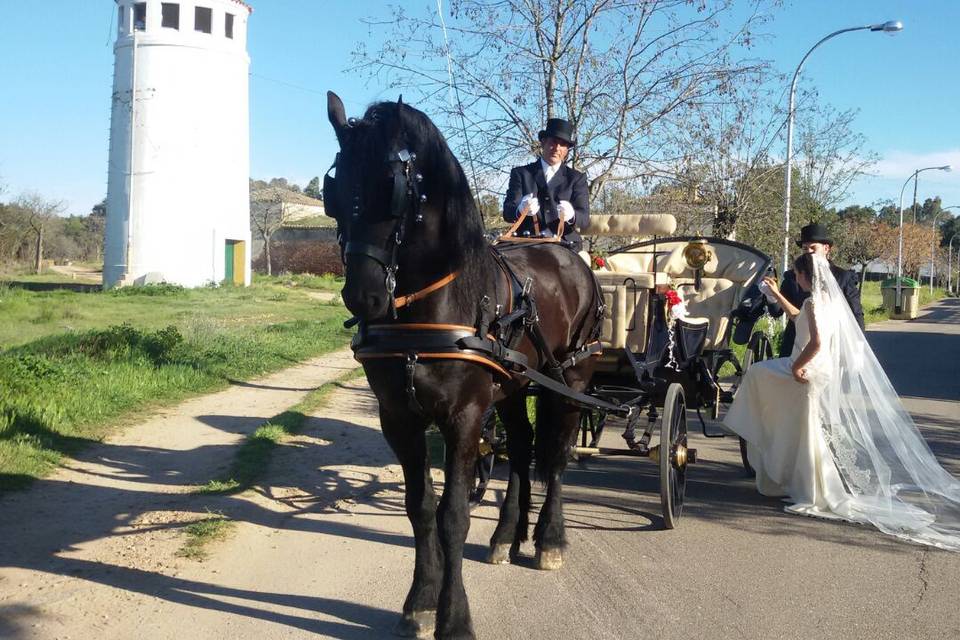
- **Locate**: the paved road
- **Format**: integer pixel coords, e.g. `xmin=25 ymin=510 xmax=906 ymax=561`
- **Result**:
xmin=314 ymin=298 xmax=960 ymax=640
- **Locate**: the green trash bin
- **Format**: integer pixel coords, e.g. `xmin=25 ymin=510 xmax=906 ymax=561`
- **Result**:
xmin=881 ymin=277 xmax=920 ymax=319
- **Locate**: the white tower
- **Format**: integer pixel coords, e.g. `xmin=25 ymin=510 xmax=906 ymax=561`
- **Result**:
xmin=104 ymin=0 xmax=252 ymax=288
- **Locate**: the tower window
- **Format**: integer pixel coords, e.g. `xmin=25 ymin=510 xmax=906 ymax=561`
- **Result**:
xmin=133 ymin=2 xmax=147 ymax=31
xmin=195 ymin=6 xmax=212 ymax=34
xmin=161 ymin=3 xmax=180 ymax=30
xmin=118 ymin=6 xmax=125 ymax=33
xmin=225 ymin=13 xmax=235 ymax=39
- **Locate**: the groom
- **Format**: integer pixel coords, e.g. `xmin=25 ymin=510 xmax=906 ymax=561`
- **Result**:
xmin=768 ymin=223 xmax=865 ymax=357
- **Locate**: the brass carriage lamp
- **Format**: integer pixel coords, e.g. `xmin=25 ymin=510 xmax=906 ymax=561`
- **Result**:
xmin=683 ymin=240 xmax=713 ymax=290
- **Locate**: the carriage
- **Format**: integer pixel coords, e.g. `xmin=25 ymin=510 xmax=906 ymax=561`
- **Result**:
xmin=475 ymin=212 xmax=775 ymax=529
xmin=326 ymin=93 xmax=781 ymax=637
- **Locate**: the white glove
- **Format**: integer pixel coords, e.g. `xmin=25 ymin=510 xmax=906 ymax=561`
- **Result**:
xmin=558 ymin=200 xmax=575 ymax=223
xmin=518 ymin=193 xmax=540 ymax=216
xmin=757 ymin=279 xmax=778 ymax=304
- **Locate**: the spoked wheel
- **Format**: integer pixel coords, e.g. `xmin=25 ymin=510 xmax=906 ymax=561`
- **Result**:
xmin=736 ymin=331 xmax=774 ymax=476
xmin=659 ymin=382 xmax=688 ymax=530
xmin=469 ymin=406 xmax=499 ymax=510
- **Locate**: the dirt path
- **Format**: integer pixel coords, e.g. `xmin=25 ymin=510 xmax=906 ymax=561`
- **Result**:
xmin=0 ymin=347 xmax=382 ymax=640
xmin=47 ymin=264 xmax=102 ymax=284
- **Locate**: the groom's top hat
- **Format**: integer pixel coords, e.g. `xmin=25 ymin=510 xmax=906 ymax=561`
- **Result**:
xmin=538 ymin=118 xmax=576 ymax=147
xmin=796 ymin=222 xmax=833 ymax=247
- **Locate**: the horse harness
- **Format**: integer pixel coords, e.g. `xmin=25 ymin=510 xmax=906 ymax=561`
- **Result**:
xmin=326 ymin=127 xmax=622 ymax=416
xmin=352 ymin=243 xmax=606 ymax=415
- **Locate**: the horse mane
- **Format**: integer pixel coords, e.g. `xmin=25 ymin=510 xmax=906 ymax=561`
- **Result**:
xmin=361 ymin=101 xmax=491 ymax=310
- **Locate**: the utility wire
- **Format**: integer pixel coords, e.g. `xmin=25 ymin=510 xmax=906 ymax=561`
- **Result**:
xmin=437 ymin=0 xmax=483 ymax=215
xmin=249 ymin=72 xmax=327 ymax=95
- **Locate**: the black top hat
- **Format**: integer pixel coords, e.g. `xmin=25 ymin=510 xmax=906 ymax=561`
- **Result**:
xmin=538 ymin=118 xmax=576 ymax=146
xmin=796 ymin=222 xmax=833 ymax=247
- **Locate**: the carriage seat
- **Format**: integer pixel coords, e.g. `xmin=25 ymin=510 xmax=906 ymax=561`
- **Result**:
xmin=581 ymin=213 xmax=677 ymax=238
xmin=661 ymin=242 xmax=766 ymax=350
xmin=580 ymin=213 xmax=678 ymax=352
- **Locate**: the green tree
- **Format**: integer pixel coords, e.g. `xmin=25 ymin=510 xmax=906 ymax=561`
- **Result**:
xmin=836 ymin=204 xmax=876 ymax=222
xmin=940 ymin=212 xmax=960 ymax=247
xmin=914 ymin=196 xmax=942 ymax=225
xmin=304 ymin=176 xmax=322 ymax=200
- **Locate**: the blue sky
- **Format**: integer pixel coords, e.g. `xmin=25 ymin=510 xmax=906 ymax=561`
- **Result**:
xmin=1 ymin=1 xmax=958 ymax=217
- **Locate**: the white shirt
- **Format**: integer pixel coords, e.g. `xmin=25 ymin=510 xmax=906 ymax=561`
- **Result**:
xmin=540 ymin=158 xmax=561 ymax=184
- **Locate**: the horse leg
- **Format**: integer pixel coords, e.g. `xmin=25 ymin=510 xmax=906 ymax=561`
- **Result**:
xmin=434 ymin=404 xmax=483 ymax=640
xmin=532 ymin=389 xmax=583 ymax=571
xmin=487 ymin=393 xmax=533 ymax=565
xmin=380 ymin=409 xmax=443 ymax=639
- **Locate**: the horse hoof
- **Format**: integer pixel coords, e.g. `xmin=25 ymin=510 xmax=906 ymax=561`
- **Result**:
xmin=393 ymin=610 xmax=435 ymax=638
xmin=487 ymin=543 xmax=512 ymax=565
xmin=535 ymin=547 xmax=563 ymax=571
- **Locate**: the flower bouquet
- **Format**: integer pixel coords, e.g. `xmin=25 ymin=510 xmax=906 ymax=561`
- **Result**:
xmin=662 ymin=286 xmax=687 ymax=369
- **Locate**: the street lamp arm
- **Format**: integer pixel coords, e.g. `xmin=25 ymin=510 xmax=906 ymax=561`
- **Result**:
xmin=790 ymin=27 xmax=875 ymax=95
xmin=782 ymin=20 xmax=902 ymax=285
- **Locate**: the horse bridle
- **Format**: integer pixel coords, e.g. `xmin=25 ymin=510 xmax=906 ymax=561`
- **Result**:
xmin=325 ymin=130 xmax=426 ymax=315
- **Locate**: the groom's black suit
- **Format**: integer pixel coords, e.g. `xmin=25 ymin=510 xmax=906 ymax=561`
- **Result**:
xmin=502 ymin=161 xmax=590 ymax=252
xmin=770 ymin=263 xmax=865 ymax=358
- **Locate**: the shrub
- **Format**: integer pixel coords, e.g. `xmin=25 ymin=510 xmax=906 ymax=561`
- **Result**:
xmin=109 ymin=283 xmax=187 ymax=296
xmin=66 ymin=324 xmax=185 ymax=365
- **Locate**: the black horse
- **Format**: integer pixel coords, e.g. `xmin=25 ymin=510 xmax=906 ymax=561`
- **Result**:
xmin=325 ymin=92 xmax=602 ymax=639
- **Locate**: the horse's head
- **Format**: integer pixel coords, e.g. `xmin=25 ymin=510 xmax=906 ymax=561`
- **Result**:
xmin=325 ymin=91 xmax=481 ymax=321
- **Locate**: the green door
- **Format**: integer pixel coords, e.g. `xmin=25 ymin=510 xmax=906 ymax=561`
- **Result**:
xmin=224 ymin=241 xmax=235 ymax=284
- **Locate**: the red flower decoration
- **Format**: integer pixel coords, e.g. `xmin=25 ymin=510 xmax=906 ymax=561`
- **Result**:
xmin=665 ymin=289 xmax=682 ymax=306
xmin=592 ymin=256 xmax=606 ymax=269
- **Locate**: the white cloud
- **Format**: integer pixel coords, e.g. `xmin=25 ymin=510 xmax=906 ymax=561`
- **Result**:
xmin=872 ymin=149 xmax=960 ymax=182
xmin=839 ymin=149 xmax=960 ymax=208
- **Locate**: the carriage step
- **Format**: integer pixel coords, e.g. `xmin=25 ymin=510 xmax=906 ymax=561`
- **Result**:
xmin=575 ymin=446 xmax=698 ymax=464
xmin=572 ymin=446 xmax=600 ymax=456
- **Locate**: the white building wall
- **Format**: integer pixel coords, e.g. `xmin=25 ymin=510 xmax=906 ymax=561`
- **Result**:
xmin=105 ymin=0 xmax=252 ymax=287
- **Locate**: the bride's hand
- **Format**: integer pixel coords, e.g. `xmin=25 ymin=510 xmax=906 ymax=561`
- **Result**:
xmin=791 ymin=363 xmax=808 ymax=384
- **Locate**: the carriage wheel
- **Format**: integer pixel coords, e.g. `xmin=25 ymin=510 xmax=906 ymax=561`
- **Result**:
xmin=469 ymin=406 xmax=499 ymax=510
xmin=659 ymin=382 xmax=688 ymax=530
xmin=736 ymin=332 xmax=774 ymax=476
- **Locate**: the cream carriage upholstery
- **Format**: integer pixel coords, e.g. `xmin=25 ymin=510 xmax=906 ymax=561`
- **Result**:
xmin=581 ymin=214 xmax=677 ymax=351
xmin=659 ymin=242 xmax=766 ymax=349
xmin=582 ymin=212 xmax=765 ymax=353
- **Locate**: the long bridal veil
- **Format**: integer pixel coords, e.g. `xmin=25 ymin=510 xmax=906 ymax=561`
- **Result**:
xmin=811 ymin=255 xmax=960 ymax=551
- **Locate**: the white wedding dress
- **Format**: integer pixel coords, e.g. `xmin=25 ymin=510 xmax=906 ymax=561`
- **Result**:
xmin=723 ymin=255 xmax=960 ymax=551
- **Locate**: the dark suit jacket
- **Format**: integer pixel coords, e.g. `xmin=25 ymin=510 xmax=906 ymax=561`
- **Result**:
xmin=769 ymin=263 xmax=865 ymax=358
xmin=502 ymin=160 xmax=589 ymax=251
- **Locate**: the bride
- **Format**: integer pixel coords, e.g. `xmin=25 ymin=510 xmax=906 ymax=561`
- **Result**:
xmin=724 ymin=252 xmax=960 ymax=551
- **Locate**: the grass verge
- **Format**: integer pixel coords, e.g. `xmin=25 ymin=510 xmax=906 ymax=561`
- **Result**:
xmin=0 ymin=295 xmax=352 ymax=491
xmin=197 ymin=367 xmax=367 ymax=495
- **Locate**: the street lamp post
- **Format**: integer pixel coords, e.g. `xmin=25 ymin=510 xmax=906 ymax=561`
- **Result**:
xmin=929 ymin=205 xmax=959 ymax=294
xmin=782 ymin=20 xmax=902 ymax=283
xmin=896 ymin=165 xmax=952 ymax=312
xmin=948 ymin=234 xmax=959 ymax=294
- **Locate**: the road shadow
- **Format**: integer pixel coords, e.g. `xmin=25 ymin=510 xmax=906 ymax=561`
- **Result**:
xmin=0 ymin=383 xmax=444 ymax=638
xmin=0 ymin=560 xmax=398 ymax=639
xmin=867 ymin=331 xmax=960 ymax=402
xmin=912 ymin=298 xmax=960 ymax=324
